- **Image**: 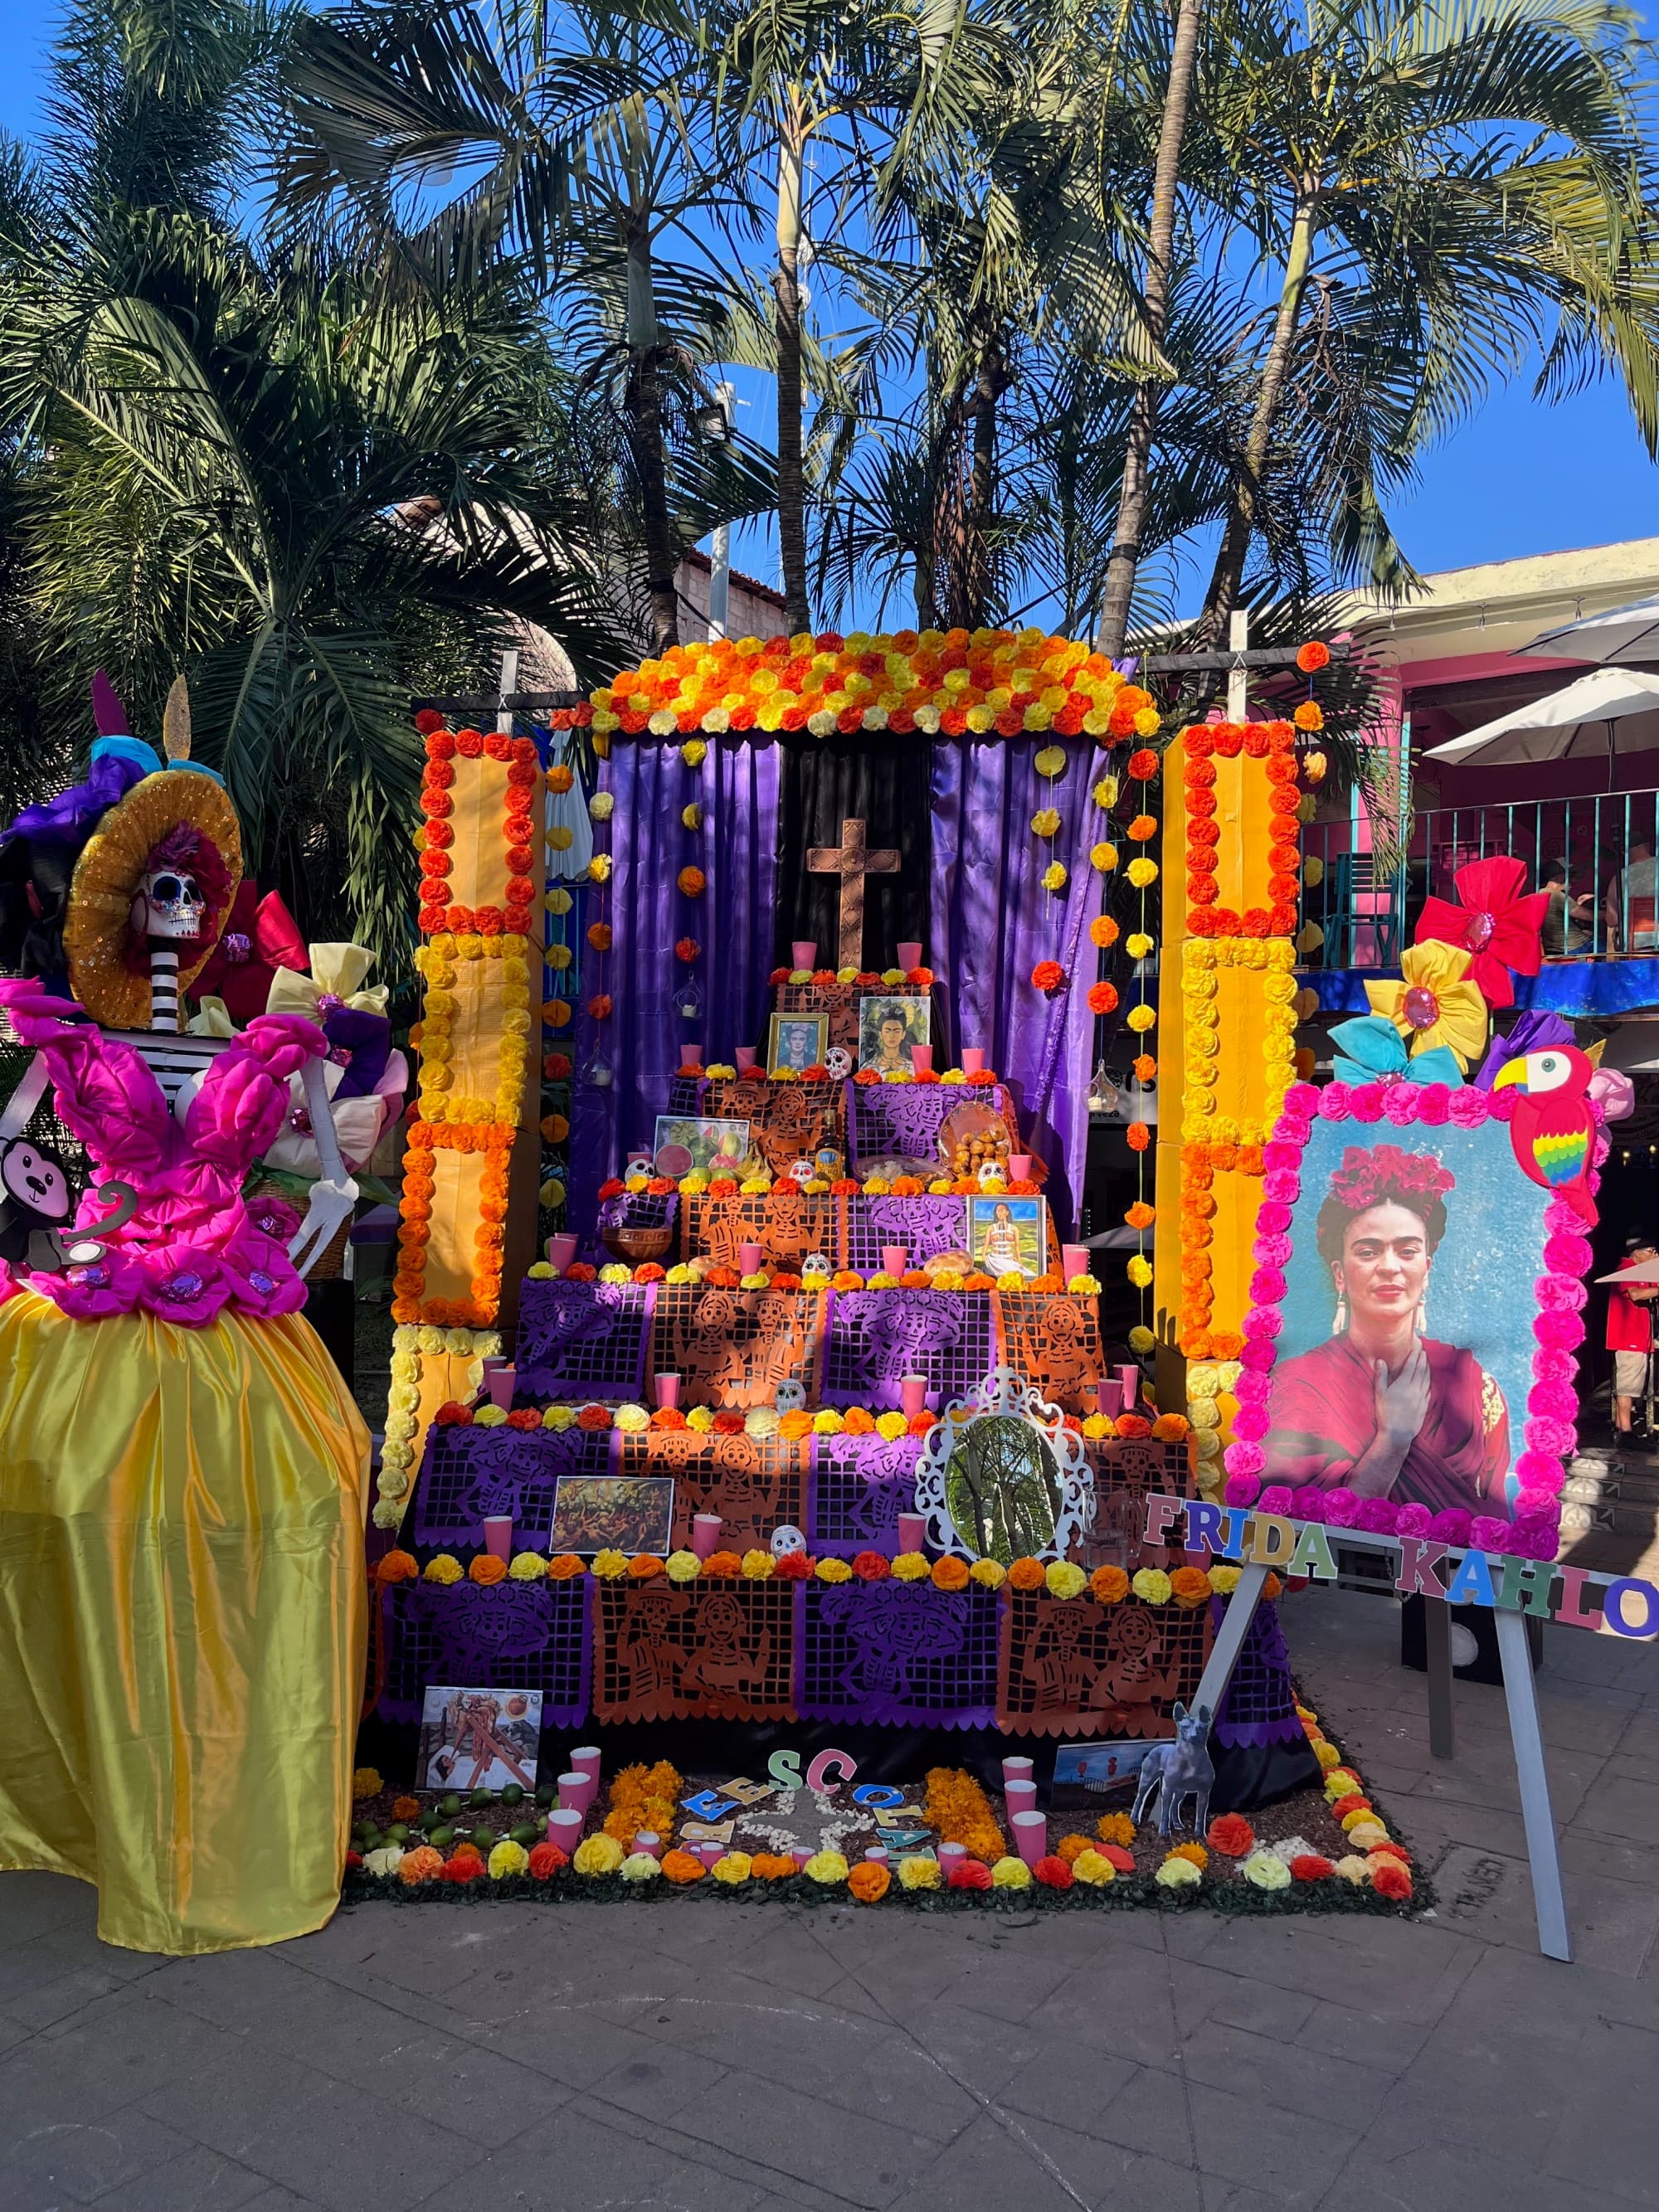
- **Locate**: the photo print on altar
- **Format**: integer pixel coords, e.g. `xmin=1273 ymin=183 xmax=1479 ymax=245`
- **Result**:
xmin=652 ymin=1115 xmax=752 ymax=1176
xmin=419 ymin=1686 xmax=543 ymax=1793
xmin=859 ymin=994 xmax=931 ymax=1072
xmin=1261 ymin=1118 xmax=1556 ymax=1520
xmin=551 ymin=1474 xmax=674 ymax=1554
xmin=966 ymin=1194 xmax=1048 ymax=1281
xmin=766 ymin=1011 xmax=829 ymax=1076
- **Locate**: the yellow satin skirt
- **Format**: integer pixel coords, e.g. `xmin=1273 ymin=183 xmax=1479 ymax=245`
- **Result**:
xmin=0 ymin=1290 xmax=369 ymax=1953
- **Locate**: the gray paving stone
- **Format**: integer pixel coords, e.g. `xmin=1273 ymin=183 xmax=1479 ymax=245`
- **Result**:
xmin=665 ymin=2067 xmax=941 ymax=2208
xmin=76 ymin=2142 xmax=274 ymax=2211
xmin=9 ymin=2107 xmax=197 ymax=2203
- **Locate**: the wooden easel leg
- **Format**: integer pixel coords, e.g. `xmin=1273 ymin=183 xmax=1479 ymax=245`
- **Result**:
xmin=1191 ymin=1560 xmax=1269 ymax=1718
xmin=1423 ymin=1596 xmax=1456 ymax=1760
xmin=1494 ymin=1607 xmax=1573 ymax=1963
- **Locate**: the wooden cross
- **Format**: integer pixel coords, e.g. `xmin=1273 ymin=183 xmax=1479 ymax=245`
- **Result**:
xmin=1139 ymin=611 xmax=1345 ymax=717
xmin=807 ymin=818 xmax=900 ymax=970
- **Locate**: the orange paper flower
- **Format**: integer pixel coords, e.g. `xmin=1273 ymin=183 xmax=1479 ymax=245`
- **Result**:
xmin=678 ymin=866 xmax=707 ymax=896
xmin=930 ymin=1556 xmax=970 ymax=1591
xmin=1007 ymin=1557 xmax=1046 ymax=1592
xmin=848 ymin=1860 xmax=890 ymax=1903
xmin=661 ymin=1850 xmax=706 ymax=1884
xmin=1089 ymin=1565 xmax=1129 ymax=1603
xmin=469 ymin=1554 xmax=508 ymax=1585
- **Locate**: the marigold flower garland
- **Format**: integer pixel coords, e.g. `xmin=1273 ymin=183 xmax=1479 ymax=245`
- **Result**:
xmin=591 ymin=628 xmax=1160 ymax=741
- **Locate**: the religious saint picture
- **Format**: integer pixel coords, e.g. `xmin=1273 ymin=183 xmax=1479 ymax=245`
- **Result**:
xmin=766 ymin=1011 xmax=828 ymax=1076
xmin=858 ymin=994 xmax=931 ymax=1073
xmin=418 ymin=1686 xmax=542 ymax=1793
xmin=653 ymin=1115 xmax=752 ymax=1176
xmin=1260 ymin=1122 xmax=1560 ymax=1519
xmin=550 ymin=1474 xmax=674 ymax=1554
xmin=966 ymin=1194 xmax=1047 ymax=1280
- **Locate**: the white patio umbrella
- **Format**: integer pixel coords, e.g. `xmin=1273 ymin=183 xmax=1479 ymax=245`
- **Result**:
xmin=1422 ymin=665 xmax=1659 ymax=786
xmin=1519 ymin=591 xmax=1659 ymax=665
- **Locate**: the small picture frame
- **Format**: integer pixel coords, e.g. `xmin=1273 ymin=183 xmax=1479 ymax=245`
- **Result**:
xmin=653 ymin=1115 xmax=752 ymax=1176
xmin=858 ymin=993 xmax=932 ymax=1073
xmin=767 ymin=1011 xmax=829 ymax=1076
xmin=550 ymin=1474 xmax=674 ymax=1554
xmin=418 ymin=1685 xmax=543 ymax=1793
xmin=966 ymin=1193 xmax=1048 ymax=1280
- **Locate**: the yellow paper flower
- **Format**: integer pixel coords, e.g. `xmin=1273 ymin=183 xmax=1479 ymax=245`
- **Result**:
xmin=1155 ymin=1854 xmax=1201 ymax=1889
xmin=1126 ymin=858 xmax=1159 ymax=887
xmin=1209 ymin=1563 xmax=1242 ymax=1594
xmin=1071 ymin=1849 xmax=1116 ymax=1887
xmin=489 ymin=1840 xmax=530 ymax=1879
xmin=1333 ymin=1854 xmax=1372 ymax=1884
xmin=682 ymin=802 xmax=703 ymax=830
xmin=1091 ymin=841 xmax=1118 ymax=872
xmin=1042 ymin=862 xmax=1068 ymax=893
xmin=423 ymin=1554 xmax=463 ymax=1585
xmin=352 ymin=1766 xmax=382 ymax=1800
xmin=898 ymin=1855 xmax=941 ymax=1889
xmin=741 ymin=1548 xmax=776 ymax=1578
xmin=1131 ymin=1568 xmax=1171 ymax=1604
xmin=992 ymin=1855 xmax=1032 ymax=1889
xmin=815 ymin=1556 xmax=854 ymax=1582
xmin=713 ymin=1851 xmax=752 ymax=1884
xmin=1127 ymin=1254 xmax=1153 ymax=1288
xmin=1126 ymin=931 xmax=1154 ymax=959
xmin=1365 ymin=941 xmax=1488 ymax=1070
xmin=1031 ymin=807 xmax=1062 ymax=838
xmin=805 ymin=1850 xmax=849 ymax=1884
xmin=875 ymin=1410 xmax=909 ymax=1441
xmin=588 ymin=853 xmax=612 ymax=883
xmin=591 ymin=1548 xmax=630 ymax=1579
xmin=681 ymin=738 xmax=708 ymax=766
xmin=1128 ymin=1325 xmax=1155 ymax=1353
xmin=620 ymin=1851 xmax=662 ymax=1882
xmin=665 ymin=1549 xmax=702 ymax=1582
xmin=1045 ymin=1561 xmax=1087 ymax=1600
xmin=542 ymin=1404 xmax=576 ymax=1431
xmin=1092 ymin=775 xmax=1119 ymax=809
xmin=891 ymin=1552 xmax=931 ymax=1581
xmin=546 ymin=887 xmax=572 ymax=915
xmin=969 ymin=1558 xmax=1006 ymax=1589
xmin=1243 ymin=1850 xmax=1292 ymax=1891
xmin=1034 ymin=745 xmax=1067 ymax=778
xmin=508 ymin=1551 xmax=546 ymax=1580
xmin=573 ymin=1832 xmax=624 ymax=1875
xmin=1126 ymin=1004 xmax=1155 ymax=1033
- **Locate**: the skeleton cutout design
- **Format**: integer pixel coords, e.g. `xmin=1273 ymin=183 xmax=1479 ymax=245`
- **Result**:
xmin=820 ymin=1582 xmax=966 ymax=1701
xmin=680 ymin=1589 xmax=771 ymax=1701
xmin=615 ymin=1578 xmax=692 ymax=1703
xmin=1004 ymin=1295 xmax=1097 ymax=1412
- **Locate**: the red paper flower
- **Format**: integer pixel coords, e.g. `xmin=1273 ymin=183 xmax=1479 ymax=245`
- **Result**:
xmin=948 ymin=1859 xmax=993 ymax=1890
xmin=772 ymin=1549 xmax=812 ymax=1579
xmin=1413 ymin=856 xmax=1550 ymax=1009
xmin=1087 ymin=981 xmax=1119 ymax=1015
xmin=1296 ymin=639 xmax=1331 ymax=673
xmin=851 ymin=1550 xmax=891 ymax=1582
xmin=1031 ymin=960 xmax=1066 ymax=994
xmin=676 ymin=937 xmax=700 ymax=963
xmin=1034 ymin=1855 xmax=1074 ymax=1889
xmin=1126 ymin=748 xmax=1159 ymax=780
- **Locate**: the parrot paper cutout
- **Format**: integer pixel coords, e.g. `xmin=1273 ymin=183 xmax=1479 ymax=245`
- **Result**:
xmin=1491 ymin=1045 xmax=1598 ymax=1226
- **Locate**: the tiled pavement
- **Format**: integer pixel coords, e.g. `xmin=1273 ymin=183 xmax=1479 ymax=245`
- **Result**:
xmin=6 ymin=1586 xmax=1659 ymax=2211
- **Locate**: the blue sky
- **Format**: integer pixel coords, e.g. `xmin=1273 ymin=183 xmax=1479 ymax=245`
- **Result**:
xmin=7 ymin=7 xmax=1659 ymax=605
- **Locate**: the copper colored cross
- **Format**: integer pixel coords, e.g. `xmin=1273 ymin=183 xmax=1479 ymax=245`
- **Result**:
xmin=806 ymin=818 xmax=900 ymax=970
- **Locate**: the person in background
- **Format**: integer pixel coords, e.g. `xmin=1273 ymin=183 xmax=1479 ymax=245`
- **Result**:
xmin=1606 ymin=837 xmax=1657 ymax=951
xmin=1607 ymin=1234 xmax=1657 ymax=1445
xmin=1540 ymin=858 xmax=1593 ymax=956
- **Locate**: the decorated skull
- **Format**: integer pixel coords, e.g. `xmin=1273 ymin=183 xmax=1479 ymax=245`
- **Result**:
xmin=825 ymin=1045 xmax=853 ymax=1079
xmin=130 ymin=826 xmax=209 ymax=942
xmin=802 ymin=1251 xmax=830 ymax=1278
xmin=774 ymin=1378 xmax=807 ymax=1413
xmin=770 ymin=1524 xmax=807 ymax=1557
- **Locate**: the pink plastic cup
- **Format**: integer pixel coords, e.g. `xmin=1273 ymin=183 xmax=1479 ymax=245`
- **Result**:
xmin=910 ymin=1043 xmax=933 ymax=1075
xmin=792 ymin=941 xmax=818 ymax=971
xmin=1005 ymin=1780 xmax=1038 ymax=1819
xmin=547 ymin=1232 xmax=579 ymax=1270
xmin=739 ymin=1242 xmax=764 ymax=1276
xmin=1096 ymin=1378 xmax=1124 ymax=1418
xmin=692 ymin=1514 xmax=723 ymax=1558
xmin=558 ymin=1771 xmax=596 ymax=1813
xmin=961 ymin=1048 xmax=985 ymax=1075
xmin=485 ymin=1364 xmax=517 ymax=1411
xmin=791 ymin=1845 xmax=814 ymax=1869
xmin=897 ymin=1512 xmax=927 ymax=1553
xmin=1008 ymin=1154 xmax=1032 ymax=1181
xmin=937 ymin=1842 xmax=967 ymax=1874
xmin=1012 ymin=1810 xmax=1048 ymax=1867
xmin=1118 ymin=1364 xmax=1139 ymax=1408
xmin=654 ymin=1373 xmax=680 ymax=1409
xmin=1062 ymin=1244 xmax=1089 ymax=1282
xmin=900 ymin=1375 xmax=928 ymax=1419
xmin=1002 ymin=1756 xmax=1034 ymax=1785
xmin=633 ymin=1832 xmax=663 ymax=1860
xmin=735 ymin=1044 xmax=757 ymax=1072
xmin=545 ymin=1808 xmax=583 ymax=1853
xmin=569 ymin=1746 xmax=602 ymax=1782
xmin=881 ymin=1245 xmax=908 ymax=1276
xmin=897 ymin=942 xmax=923 ymax=972
xmin=483 ymin=1516 xmax=513 ymax=1561
xmin=693 ymin=1840 xmax=725 ymax=1869
xmin=864 ymin=1845 xmax=890 ymax=1864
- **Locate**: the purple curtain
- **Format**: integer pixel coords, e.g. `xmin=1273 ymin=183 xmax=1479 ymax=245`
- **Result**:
xmin=570 ymin=739 xmax=779 ymax=1231
xmin=930 ymin=740 xmax=1097 ymax=1236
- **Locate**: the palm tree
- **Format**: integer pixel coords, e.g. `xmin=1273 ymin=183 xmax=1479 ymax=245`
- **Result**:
xmin=1192 ymin=0 xmax=1659 ymax=634
xmin=1 ymin=0 xmax=617 ymax=960
xmin=282 ymin=0 xmax=776 ymax=652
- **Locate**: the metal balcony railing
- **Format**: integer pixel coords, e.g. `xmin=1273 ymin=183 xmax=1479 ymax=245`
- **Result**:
xmin=1301 ymin=790 xmax=1659 ymax=970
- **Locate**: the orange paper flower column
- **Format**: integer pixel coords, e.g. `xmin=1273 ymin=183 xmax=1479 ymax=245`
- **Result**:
xmin=375 ymin=724 xmax=546 ymax=1528
xmin=1153 ymin=721 xmax=1304 ymax=1500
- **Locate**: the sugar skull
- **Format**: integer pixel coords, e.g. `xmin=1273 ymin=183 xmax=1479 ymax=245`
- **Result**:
xmin=775 ymin=1379 xmax=807 ymax=1413
xmin=130 ymin=826 xmax=208 ymax=942
xmin=771 ymin=1524 xmax=806 ymax=1556
xmin=825 ymin=1046 xmax=853 ymax=1079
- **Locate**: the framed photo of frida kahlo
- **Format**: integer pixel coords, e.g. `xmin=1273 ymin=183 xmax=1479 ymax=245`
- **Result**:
xmin=767 ymin=1011 xmax=829 ymax=1076
xmin=1248 ymin=1080 xmax=1594 ymax=1530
